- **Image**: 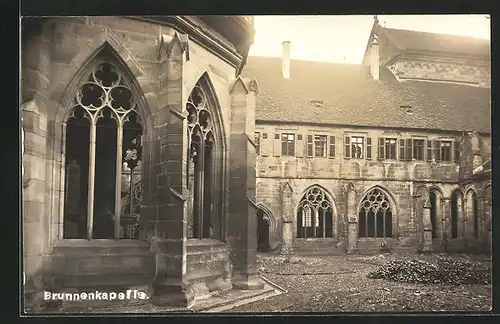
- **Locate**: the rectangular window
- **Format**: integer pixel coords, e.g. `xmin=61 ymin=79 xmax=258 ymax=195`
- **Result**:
xmin=329 ymin=136 xmax=336 ymax=158
xmin=262 ymin=133 xmax=268 ymax=139
xmin=345 ymin=136 xmax=351 ymax=158
xmin=351 ymin=136 xmax=364 ymax=159
xmin=378 ymin=138 xmax=385 ymax=160
xmin=434 ymin=140 xmax=441 ymax=162
xmin=297 ymin=135 xmax=302 ymax=140
xmin=441 ymin=141 xmax=452 ymax=162
xmin=385 ymin=138 xmax=397 ymax=160
xmin=413 ymin=139 xmax=425 ymax=161
xmin=314 ymin=135 xmax=327 ymax=157
xmin=426 ymin=140 xmax=433 ymax=162
xmin=307 ymin=135 xmax=313 ymax=157
xmin=281 ymin=133 xmax=295 ymax=156
xmin=366 ymin=137 xmax=372 ymax=159
xmin=454 ymin=140 xmax=461 ymax=163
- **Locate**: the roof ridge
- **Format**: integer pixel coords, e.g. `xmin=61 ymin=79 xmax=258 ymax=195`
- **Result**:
xmin=380 ymin=25 xmax=490 ymax=42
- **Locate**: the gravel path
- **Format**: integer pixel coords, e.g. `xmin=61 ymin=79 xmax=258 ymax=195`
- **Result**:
xmin=225 ymin=253 xmax=492 ymax=313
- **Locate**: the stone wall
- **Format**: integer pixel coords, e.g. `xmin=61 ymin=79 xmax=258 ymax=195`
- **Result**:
xmin=387 ymin=57 xmax=491 ymax=87
xmin=21 ymin=16 xmax=240 ymax=287
xmin=255 ymin=122 xmax=490 ymax=253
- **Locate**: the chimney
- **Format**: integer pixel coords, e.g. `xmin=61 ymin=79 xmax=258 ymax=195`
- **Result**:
xmin=282 ymin=41 xmax=291 ymax=79
xmin=370 ymin=36 xmax=379 ymax=80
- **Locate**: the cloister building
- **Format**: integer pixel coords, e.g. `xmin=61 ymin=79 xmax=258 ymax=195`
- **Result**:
xmin=21 ymin=15 xmax=491 ymax=311
xmin=245 ymin=18 xmax=491 ymax=255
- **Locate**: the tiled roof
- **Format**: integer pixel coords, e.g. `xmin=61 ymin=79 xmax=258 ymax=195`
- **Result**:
xmin=376 ymin=25 xmax=491 ymax=57
xmin=243 ymin=56 xmax=491 ymax=133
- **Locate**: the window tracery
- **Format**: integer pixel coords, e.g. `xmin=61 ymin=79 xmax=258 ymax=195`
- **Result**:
xmin=63 ymin=61 xmax=143 ymax=240
xmin=187 ymin=85 xmax=216 ymax=239
xmin=358 ymin=188 xmax=392 ymax=238
xmin=297 ymin=186 xmax=333 ymax=238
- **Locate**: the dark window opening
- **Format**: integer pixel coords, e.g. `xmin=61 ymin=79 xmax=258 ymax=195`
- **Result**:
xmin=257 ymin=209 xmax=270 ymax=252
xmin=63 ymin=62 xmax=143 ymax=240
xmin=297 ymin=186 xmax=333 ymax=238
xmin=358 ymin=188 xmax=392 ymax=238
xmin=430 ymin=191 xmax=438 ymax=238
xmin=351 ymin=136 xmax=364 ymax=159
xmin=187 ymin=85 xmax=219 ymax=239
xmin=441 ymin=141 xmax=452 ymax=162
xmin=413 ymin=139 xmax=425 ymax=160
xmin=314 ymin=135 xmax=327 ymax=157
xmin=384 ymin=138 xmax=397 ymax=160
xmin=281 ymin=133 xmax=295 ymax=156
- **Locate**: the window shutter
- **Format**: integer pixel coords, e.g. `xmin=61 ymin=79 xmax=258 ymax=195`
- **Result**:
xmin=399 ymin=139 xmax=406 ymax=161
xmin=434 ymin=140 xmax=441 ymax=162
xmin=260 ymin=133 xmax=269 ymax=156
xmin=453 ymin=140 xmax=461 ymax=163
xmin=406 ymin=139 xmax=413 ymax=161
xmin=378 ymin=138 xmax=385 ymax=160
xmin=426 ymin=140 xmax=432 ymax=162
xmin=366 ymin=137 xmax=372 ymax=159
xmin=307 ymin=135 xmax=314 ymax=157
xmin=296 ymin=134 xmax=304 ymax=157
xmin=344 ymin=136 xmax=351 ymax=158
xmin=329 ymin=136 xmax=336 ymax=158
xmin=273 ymin=133 xmax=281 ymax=157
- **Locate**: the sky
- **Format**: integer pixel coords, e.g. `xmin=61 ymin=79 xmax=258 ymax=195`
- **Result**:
xmin=249 ymin=15 xmax=491 ymax=64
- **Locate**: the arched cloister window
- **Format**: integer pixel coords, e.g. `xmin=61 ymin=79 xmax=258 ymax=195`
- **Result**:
xmin=186 ymin=85 xmax=219 ymax=239
xmin=63 ymin=61 xmax=143 ymax=240
xmin=296 ymin=186 xmax=333 ymax=238
xmin=358 ymin=187 xmax=392 ymax=238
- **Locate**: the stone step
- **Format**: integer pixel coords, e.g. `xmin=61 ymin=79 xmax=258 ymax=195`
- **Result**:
xmin=193 ymin=278 xmax=286 ymax=312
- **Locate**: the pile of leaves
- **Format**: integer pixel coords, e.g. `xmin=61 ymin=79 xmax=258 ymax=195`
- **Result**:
xmin=367 ymin=256 xmax=491 ymax=285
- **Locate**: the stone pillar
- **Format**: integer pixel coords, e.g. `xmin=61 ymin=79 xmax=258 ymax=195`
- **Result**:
xmin=22 ymin=27 xmax=51 ymax=281
xmin=422 ymin=200 xmax=433 ymax=252
xmin=281 ymin=182 xmax=294 ymax=254
xmin=151 ymin=35 xmax=193 ymax=307
xmin=345 ymin=185 xmax=357 ymax=253
xmin=227 ymin=77 xmax=264 ymax=290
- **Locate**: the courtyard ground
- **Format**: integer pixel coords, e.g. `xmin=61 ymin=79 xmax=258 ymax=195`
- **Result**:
xmin=224 ymin=252 xmax=492 ymax=313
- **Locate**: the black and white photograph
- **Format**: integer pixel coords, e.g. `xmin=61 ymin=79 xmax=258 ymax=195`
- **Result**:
xmin=20 ymin=14 xmax=492 ymax=314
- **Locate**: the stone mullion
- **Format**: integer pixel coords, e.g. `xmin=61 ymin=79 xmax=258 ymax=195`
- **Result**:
xmin=113 ymin=122 xmax=124 ymax=239
xmin=86 ymin=116 xmax=97 ymax=240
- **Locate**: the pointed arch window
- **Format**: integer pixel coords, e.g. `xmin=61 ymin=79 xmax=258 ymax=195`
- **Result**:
xmin=187 ymin=85 xmax=217 ymax=239
xmin=358 ymin=188 xmax=392 ymax=238
xmin=63 ymin=61 xmax=143 ymax=240
xmin=296 ymin=186 xmax=333 ymax=238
